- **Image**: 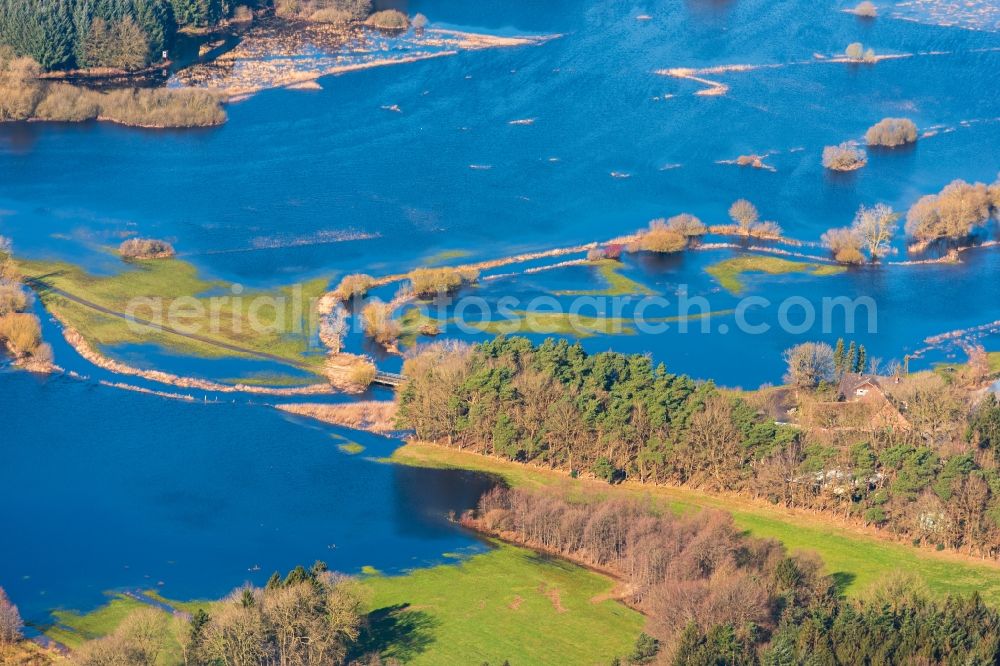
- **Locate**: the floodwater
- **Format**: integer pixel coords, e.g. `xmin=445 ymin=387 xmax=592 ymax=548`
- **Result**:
xmin=1 ymin=0 xmax=999 ymax=620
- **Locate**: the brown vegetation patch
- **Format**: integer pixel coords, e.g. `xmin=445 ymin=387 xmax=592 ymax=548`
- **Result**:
xmin=276 ymin=400 xmax=398 ymax=432
xmin=507 ymin=595 xmax=523 ymax=610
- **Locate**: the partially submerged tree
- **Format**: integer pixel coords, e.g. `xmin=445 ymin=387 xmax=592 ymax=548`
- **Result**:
xmin=823 ymin=143 xmax=867 ymax=171
xmin=361 ymin=300 xmax=401 ymax=347
xmin=822 ymin=226 xmax=865 ymax=264
xmin=853 ymin=1 xmax=877 ymax=17
xmin=118 ymin=238 xmax=175 ymax=260
xmin=634 ymin=219 xmax=688 ymax=253
xmin=665 ymin=213 xmax=707 ymax=238
xmin=852 ymin=203 xmax=898 ymax=261
xmin=333 ymin=273 xmax=374 ymax=302
xmin=865 ymin=117 xmax=918 ymax=147
xmin=905 ymin=179 xmax=994 ymax=245
xmin=729 ymin=199 xmax=759 ymax=235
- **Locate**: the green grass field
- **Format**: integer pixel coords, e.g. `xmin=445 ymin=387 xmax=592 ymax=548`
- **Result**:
xmin=41 ymin=550 xmax=642 ymax=666
xmin=360 ymin=544 xmax=644 ymax=665
xmin=706 ymin=255 xmax=845 ymax=295
xmin=392 ymin=442 xmax=1000 ymax=603
xmin=555 ymin=260 xmax=657 ymax=297
xmin=18 ymin=258 xmax=329 ymax=372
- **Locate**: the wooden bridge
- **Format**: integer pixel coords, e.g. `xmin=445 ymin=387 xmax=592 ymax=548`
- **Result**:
xmin=373 ymin=371 xmax=406 ymax=388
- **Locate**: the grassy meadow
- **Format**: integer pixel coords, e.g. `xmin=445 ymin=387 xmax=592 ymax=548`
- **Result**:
xmin=706 ymin=255 xmax=846 ymax=295
xmin=392 ymin=441 xmax=1000 ymax=603
xmin=17 ymin=258 xmax=329 ymax=372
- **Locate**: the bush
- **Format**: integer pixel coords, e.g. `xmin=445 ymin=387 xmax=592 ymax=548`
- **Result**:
xmin=635 ymin=223 xmax=687 ymax=253
xmin=865 ymin=118 xmax=917 ymax=147
xmin=98 ymin=88 xmax=225 ymax=128
xmin=835 ymin=246 xmax=865 ymax=264
xmin=905 ymin=179 xmax=994 ymax=243
xmin=361 ymin=301 xmax=400 ymax=346
xmin=310 ymin=8 xmax=353 ymax=22
xmin=232 ymin=5 xmax=253 ymax=22
xmin=365 ymin=9 xmax=408 ymax=29
xmin=408 ymin=266 xmax=479 ymax=297
xmin=119 ymin=238 xmax=175 ymax=260
xmin=412 ymin=13 xmax=428 ymax=30
xmin=854 ymin=1 xmax=877 ymax=17
xmin=33 ymin=83 xmax=101 ymax=121
xmin=0 ymin=313 xmax=42 ymax=355
xmin=0 ymin=283 xmax=28 ymax=317
xmin=586 ymin=248 xmax=605 ymax=262
xmin=347 ymin=359 xmax=377 ymax=389
xmin=822 ymin=143 xmax=867 ymax=171
xmin=0 ymin=52 xmax=43 ymax=121
xmin=333 ymin=273 xmax=374 ymax=301
xmin=845 ymin=42 xmax=864 ymax=60
xmin=822 ymin=227 xmax=863 ymax=264
xmin=666 ymin=213 xmax=707 ymax=237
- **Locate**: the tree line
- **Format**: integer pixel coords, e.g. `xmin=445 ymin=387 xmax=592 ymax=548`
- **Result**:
xmin=466 ymin=486 xmax=1000 ymax=665
xmin=397 ymin=336 xmax=1000 ymax=557
xmin=0 ymin=0 xmax=258 ymax=71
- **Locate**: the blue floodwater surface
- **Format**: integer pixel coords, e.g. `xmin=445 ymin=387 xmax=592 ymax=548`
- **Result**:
xmin=1 ymin=0 xmax=999 ymax=625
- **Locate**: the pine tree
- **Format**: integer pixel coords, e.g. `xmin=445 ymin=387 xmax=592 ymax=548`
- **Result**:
xmin=846 ymin=341 xmax=857 ymax=375
xmin=856 ymin=345 xmax=867 ymax=374
xmin=834 ymin=338 xmax=846 ymax=374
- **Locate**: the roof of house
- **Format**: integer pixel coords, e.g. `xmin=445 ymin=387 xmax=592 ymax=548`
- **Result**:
xmin=838 ymin=373 xmax=882 ymax=398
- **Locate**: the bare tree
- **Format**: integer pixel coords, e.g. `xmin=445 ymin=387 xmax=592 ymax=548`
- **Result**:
xmin=851 ymin=203 xmax=898 ymax=261
xmin=784 ymin=342 xmax=836 ymax=388
xmin=0 ymin=587 xmax=23 ymax=645
xmin=728 ymin=199 xmax=759 ymax=236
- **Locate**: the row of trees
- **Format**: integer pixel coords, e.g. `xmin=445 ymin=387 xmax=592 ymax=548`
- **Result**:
xmin=468 ymin=487 xmax=1000 ymax=664
xmin=398 ymin=335 xmax=1000 ymax=556
xmin=0 ymin=0 xmax=292 ymax=71
xmin=38 ymin=563 xmax=368 ymax=665
xmin=629 ymin=200 xmax=782 ymax=256
xmin=823 ymin=175 xmax=1000 ymax=261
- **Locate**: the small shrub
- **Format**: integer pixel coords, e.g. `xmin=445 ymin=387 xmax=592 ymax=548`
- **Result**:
xmin=0 ymin=53 xmax=44 ymax=121
xmin=0 ymin=283 xmax=28 ymax=316
xmin=361 ymin=301 xmax=401 ymax=346
xmin=854 ymin=1 xmax=877 ymax=17
xmin=845 ymin=42 xmax=864 ymax=60
xmin=232 ymin=5 xmax=254 ymax=22
xmin=835 ymin=246 xmax=865 ymax=264
xmin=33 ymin=83 xmax=100 ymax=121
xmin=822 ymin=143 xmax=867 ymax=171
xmin=412 ymin=13 xmax=428 ymax=30
xmin=310 ymin=7 xmax=352 ymax=22
xmin=408 ymin=266 xmax=479 ymax=297
xmin=366 ymin=9 xmax=408 ymax=29
xmin=586 ymin=248 xmax=605 ymax=262
xmin=604 ymin=243 xmax=623 ymax=260
xmin=0 ymin=313 xmax=42 ymax=355
xmin=347 ymin=360 xmax=377 ymax=389
xmin=119 ymin=238 xmax=175 ymax=260
xmin=753 ymin=220 xmax=783 ymax=238
xmin=865 ymin=117 xmax=917 ymax=147
xmin=823 ymin=227 xmax=864 ymax=264
xmin=333 ymin=273 xmax=374 ymax=301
